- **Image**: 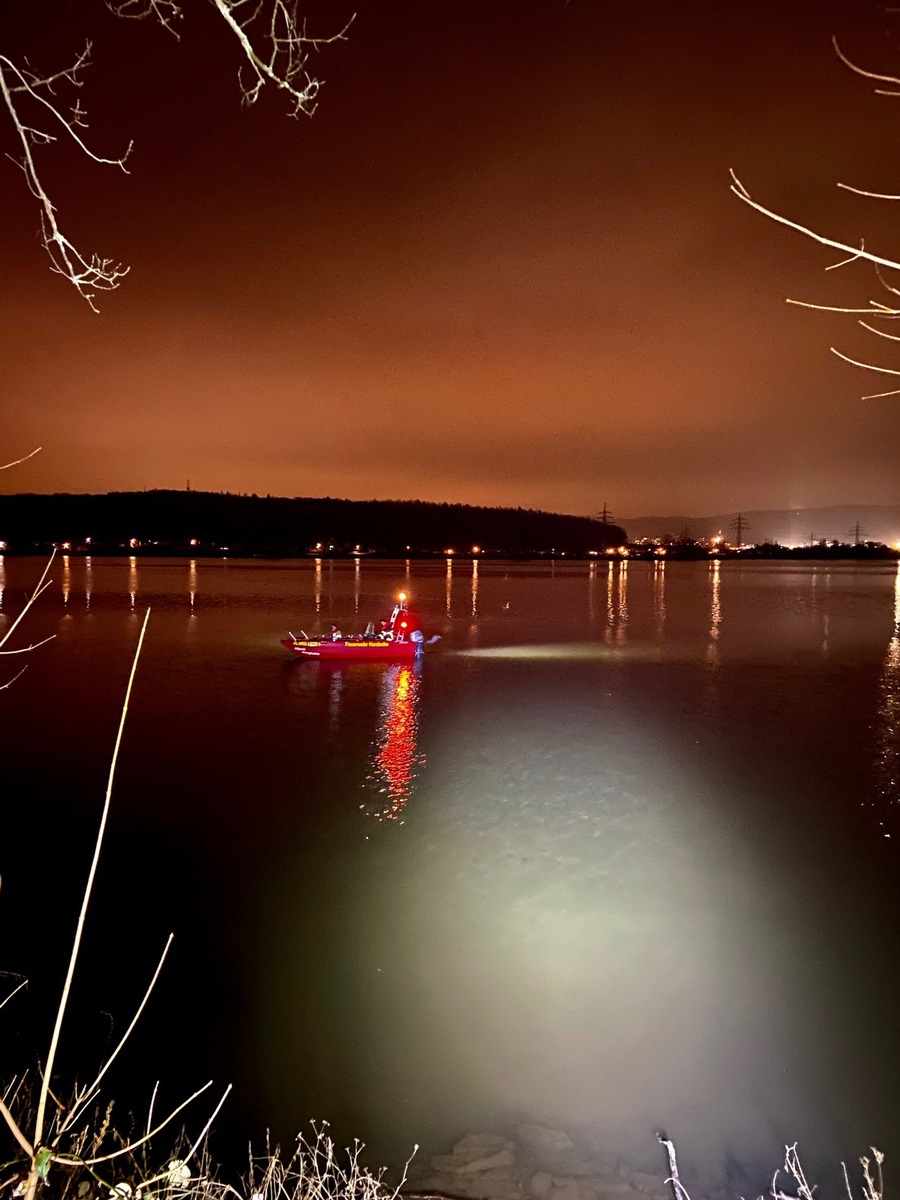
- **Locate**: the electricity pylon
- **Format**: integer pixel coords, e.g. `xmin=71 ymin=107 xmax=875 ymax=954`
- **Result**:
xmin=731 ymin=512 xmax=750 ymax=546
xmin=596 ymin=502 xmax=613 ymax=525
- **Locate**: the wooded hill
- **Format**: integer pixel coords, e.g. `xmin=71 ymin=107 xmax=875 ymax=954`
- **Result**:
xmin=0 ymin=490 xmax=625 ymax=556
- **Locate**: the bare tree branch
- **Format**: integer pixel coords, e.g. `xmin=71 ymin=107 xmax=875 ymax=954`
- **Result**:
xmin=0 ymin=49 xmax=130 ymax=311
xmin=729 ymin=170 xmax=900 ymax=274
xmin=3 ymin=3 xmax=353 ymax=307
xmin=208 ymin=0 xmax=354 ymax=117
xmin=733 ymin=23 xmax=900 ymax=392
xmin=832 ymin=35 xmax=900 ymax=91
xmin=105 ymin=0 xmax=183 ymax=38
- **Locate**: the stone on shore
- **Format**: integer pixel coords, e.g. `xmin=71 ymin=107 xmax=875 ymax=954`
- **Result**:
xmin=456 ymin=1150 xmax=517 ymax=1175
xmin=409 ymin=1124 xmax=670 ymax=1200
xmin=528 ymin=1173 xmax=554 ymax=1200
xmin=517 ymin=1126 xmax=575 ymax=1157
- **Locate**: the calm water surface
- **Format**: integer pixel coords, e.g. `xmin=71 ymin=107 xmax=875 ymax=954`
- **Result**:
xmin=2 ymin=556 xmax=899 ymax=1186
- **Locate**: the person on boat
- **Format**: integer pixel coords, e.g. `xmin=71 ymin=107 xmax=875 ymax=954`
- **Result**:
xmin=330 ymin=624 xmax=342 ymax=641
xmin=393 ymin=608 xmax=421 ymax=642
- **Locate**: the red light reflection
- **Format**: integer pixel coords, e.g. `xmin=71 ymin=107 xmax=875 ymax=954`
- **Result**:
xmin=364 ymin=662 xmax=423 ymax=820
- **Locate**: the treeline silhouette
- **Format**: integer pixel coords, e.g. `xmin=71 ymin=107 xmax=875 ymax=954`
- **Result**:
xmin=0 ymin=490 xmax=626 ymax=556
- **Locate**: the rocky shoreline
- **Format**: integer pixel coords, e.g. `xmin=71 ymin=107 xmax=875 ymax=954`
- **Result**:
xmin=403 ymin=1125 xmax=688 ymax=1200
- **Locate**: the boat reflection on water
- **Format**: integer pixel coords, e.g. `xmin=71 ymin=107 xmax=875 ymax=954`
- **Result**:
xmin=362 ymin=658 xmax=424 ymax=822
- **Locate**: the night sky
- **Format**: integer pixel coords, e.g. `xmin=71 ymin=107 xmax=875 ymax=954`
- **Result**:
xmin=2 ymin=0 xmax=900 ymax=515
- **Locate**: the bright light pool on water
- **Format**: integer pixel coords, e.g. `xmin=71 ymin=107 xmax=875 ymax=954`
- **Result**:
xmin=1 ymin=557 xmax=899 ymax=1187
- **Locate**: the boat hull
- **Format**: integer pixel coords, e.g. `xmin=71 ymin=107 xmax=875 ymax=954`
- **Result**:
xmin=281 ymin=637 xmax=419 ymax=661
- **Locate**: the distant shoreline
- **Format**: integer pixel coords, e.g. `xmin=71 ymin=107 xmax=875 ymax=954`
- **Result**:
xmin=0 ymin=544 xmax=897 ymax=561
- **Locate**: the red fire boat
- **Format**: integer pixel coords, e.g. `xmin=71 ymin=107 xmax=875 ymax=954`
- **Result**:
xmin=281 ymin=593 xmax=437 ymax=661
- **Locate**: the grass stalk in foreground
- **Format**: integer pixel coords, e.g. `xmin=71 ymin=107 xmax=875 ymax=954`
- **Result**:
xmin=0 ymin=610 xmax=228 ymax=1199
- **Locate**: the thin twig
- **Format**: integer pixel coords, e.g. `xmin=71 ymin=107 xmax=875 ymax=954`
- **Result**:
xmin=32 ymin=608 xmax=151 ymax=1154
xmin=0 ymin=636 xmax=57 ymax=657
xmin=0 ymin=447 xmax=41 ymax=472
xmin=657 ymin=1133 xmax=692 ymax=1200
xmin=829 ymin=346 xmax=900 ymax=375
xmin=0 ymin=553 xmax=55 ymax=654
xmin=55 ymin=1081 xmax=214 ymax=1166
xmin=184 ymin=1085 xmax=233 ymax=1163
xmin=0 ymin=1096 xmax=34 ymax=1158
xmin=58 ymin=934 xmax=175 ymax=1138
xmin=0 ymin=978 xmax=28 ymax=1011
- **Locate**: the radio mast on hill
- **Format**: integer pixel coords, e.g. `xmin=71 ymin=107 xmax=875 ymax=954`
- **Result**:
xmin=731 ymin=512 xmax=750 ymax=545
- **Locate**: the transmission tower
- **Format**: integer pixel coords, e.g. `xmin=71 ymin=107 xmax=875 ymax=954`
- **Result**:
xmin=596 ymin=501 xmax=613 ymax=525
xmin=849 ymin=521 xmax=865 ymax=545
xmin=731 ymin=512 xmax=750 ymax=546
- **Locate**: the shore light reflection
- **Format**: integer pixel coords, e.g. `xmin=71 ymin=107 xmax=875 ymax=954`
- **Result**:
xmin=128 ymin=555 xmax=138 ymax=611
xmin=702 ymin=559 xmax=723 ymax=717
xmin=710 ymin=559 xmax=721 ymax=640
xmin=354 ymin=558 xmax=361 ymax=614
xmin=446 ymin=556 xmax=453 ymax=617
xmin=605 ymin=561 xmax=615 ymax=645
xmin=616 ymin=559 xmax=628 ymax=644
xmin=707 ymin=559 xmax=722 ymax=668
xmin=314 ymin=557 xmax=322 ymax=613
xmin=189 ymin=558 xmax=198 ymax=613
xmin=62 ymin=555 xmax=71 ymax=610
xmin=84 ymin=556 xmax=92 ymax=612
xmin=874 ymin=564 xmax=900 ymax=827
xmin=653 ymin=559 xmax=666 ymax=639
xmin=471 ymin=557 xmax=479 ymax=618
xmin=363 ymin=661 xmax=424 ymax=821
xmin=588 ymin=561 xmax=597 ymax=626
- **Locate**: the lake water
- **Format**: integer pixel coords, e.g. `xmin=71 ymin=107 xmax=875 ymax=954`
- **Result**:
xmin=2 ymin=556 xmax=899 ymax=1190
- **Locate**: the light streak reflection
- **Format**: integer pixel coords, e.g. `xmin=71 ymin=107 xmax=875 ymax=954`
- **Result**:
xmin=446 ymin=557 xmax=453 ymax=617
xmin=128 ymin=555 xmax=138 ymax=611
xmin=605 ymin=562 xmax=615 ymax=645
xmin=189 ymin=558 xmax=198 ymax=614
xmin=873 ymin=565 xmax=900 ymax=828
xmin=314 ymin=557 xmax=322 ymax=613
xmin=653 ymin=559 xmax=666 ymax=639
xmin=706 ymin=559 xmax=721 ymax=668
xmin=616 ymin=560 xmax=628 ymax=644
xmin=363 ymin=661 xmax=424 ymax=821
xmin=62 ymin=554 xmax=71 ymax=609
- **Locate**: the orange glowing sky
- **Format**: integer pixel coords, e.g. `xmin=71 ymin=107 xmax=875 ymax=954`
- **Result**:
xmin=2 ymin=0 xmax=899 ymax=515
